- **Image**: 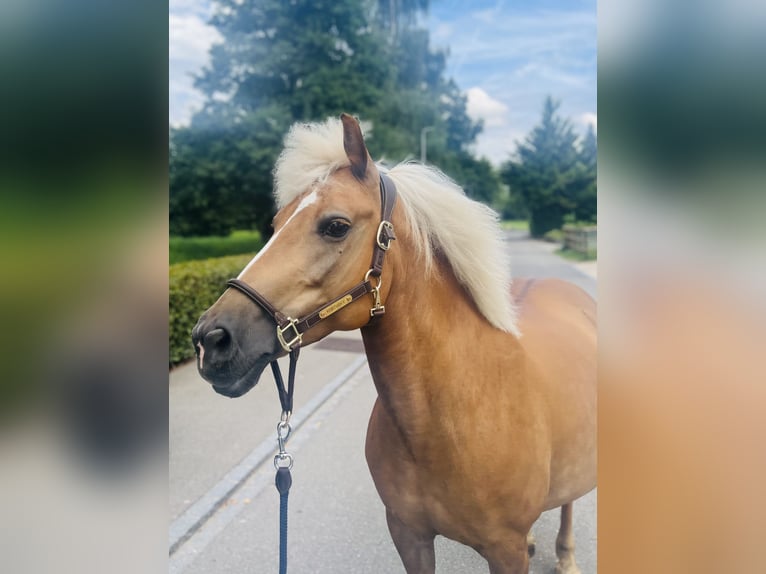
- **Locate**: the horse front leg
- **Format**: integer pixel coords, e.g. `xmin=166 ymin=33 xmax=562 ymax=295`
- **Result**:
xmin=482 ymin=531 xmax=530 ymax=574
xmin=385 ymin=507 xmax=435 ymax=574
xmin=554 ymin=502 xmax=581 ymax=574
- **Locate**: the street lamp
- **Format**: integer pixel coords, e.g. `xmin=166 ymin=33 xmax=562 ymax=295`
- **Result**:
xmin=420 ymin=126 xmax=435 ymax=164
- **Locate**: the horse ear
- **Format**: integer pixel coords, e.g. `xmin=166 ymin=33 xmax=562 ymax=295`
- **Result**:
xmin=340 ymin=113 xmax=369 ymax=181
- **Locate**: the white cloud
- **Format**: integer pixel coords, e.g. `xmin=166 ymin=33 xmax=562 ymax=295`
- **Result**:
xmin=578 ymin=112 xmax=597 ymax=131
xmin=169 ymin=9 xmax=222 ymax=126
xmin=431 ymin=21 xmax=453 ymax=43
xmin=169 ymin=13 xmax=221 ymax=65
xmin=426 ymin=4 xmax=596 ymax=165
xmin=471 ymin=125 xmax=525 ymax=167
xmin=466 ymin=87 xmax=509 ymax=128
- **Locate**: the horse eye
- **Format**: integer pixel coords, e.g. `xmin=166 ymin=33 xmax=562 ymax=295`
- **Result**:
xmin=322 ymin=219 xmax=351 ymax=239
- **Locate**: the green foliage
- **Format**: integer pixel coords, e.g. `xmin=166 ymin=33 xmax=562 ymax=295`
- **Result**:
xmin=499 ymin=219 xmax=529 ymax=231
xmin=501 ymin=97 xmax=597 ymax=237
xmin=170 ymin=105 xmax=292 ymax=237
xmin=169 ymin=254 xmax=253 ymax=365
xmin=543 ymin=228 xmax=565 ymax=243
xmin=573 ymin=124 xmax=597 ymax=223
xmin=557 ymin=246 xmax=597 ymax=261
xmin=439 ymin=152 xmax=500 ymax=204
xmin=375 ymin=0 xmax=429 ymax=38
xmin=169 ymin=230 xmax=263 ymax=264
xmin=496 ymin=184 xmax=529 ymax=220
xmin=197 ymin=0 xmax=393 ymax=121
xmin=169 ymin=0 xmax=495 ymax=238
xmin=529 ymin=204 xmax=567 ymax=238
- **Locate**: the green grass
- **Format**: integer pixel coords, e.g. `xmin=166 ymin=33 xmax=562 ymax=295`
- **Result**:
xmin=556 ymin=247 xmax=597 ymax=261
xmin=500 ymin=219 xmax=529 ymax=231
xmin=169 ymin=230 xmax=264 ymax=264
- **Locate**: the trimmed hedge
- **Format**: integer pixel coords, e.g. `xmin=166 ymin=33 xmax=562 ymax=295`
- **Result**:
xmin=170 ymin=254 xmax=253 ymax=366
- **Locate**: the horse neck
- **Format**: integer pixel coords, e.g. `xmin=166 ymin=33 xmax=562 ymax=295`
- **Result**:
xmin=360 ymin=241 xmax=520 ymax=455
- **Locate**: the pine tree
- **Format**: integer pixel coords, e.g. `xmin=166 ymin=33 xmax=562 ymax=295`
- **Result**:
xmin=573 ymin=124 xmax=597 ymax=223
xmin=501 ymin=97 xmax=581 ymax=237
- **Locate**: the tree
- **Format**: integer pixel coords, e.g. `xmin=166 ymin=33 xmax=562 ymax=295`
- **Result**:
xmin=496 ymin=183 xmax=529 ymax=221
xmin=196 ymin=0 xmax=394 ymax=122
xmin=572 ymin=124 xmax=597 ymax=223
xmin=170 ymin=105 xmax=292 ymax=237
xmin=375 ymin=0 xmax=430 ymax=40
xmin=439 ymin=152 xmax=499 ymax=204
xmin=501 ymin=97 xmax=583 ymax=237
xmin=172 ymin=0 xmax=396 ymax=237
xmin=170 ymin=0 xmax=491 ymax=237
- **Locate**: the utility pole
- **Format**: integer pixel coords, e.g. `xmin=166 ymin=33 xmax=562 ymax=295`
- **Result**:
xmin=420 ymin=126 xmax=435 ymax=164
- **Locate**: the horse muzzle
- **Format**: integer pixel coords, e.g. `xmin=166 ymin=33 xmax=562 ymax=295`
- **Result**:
xmin=209 ymin=354 xmax=272 ymax=398
xmin=191 ymin=310 xmax=279 ymax=397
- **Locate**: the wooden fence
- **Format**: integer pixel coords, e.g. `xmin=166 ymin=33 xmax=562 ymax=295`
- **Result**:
xmin=563 ymin=225 xmax=597 ymax=255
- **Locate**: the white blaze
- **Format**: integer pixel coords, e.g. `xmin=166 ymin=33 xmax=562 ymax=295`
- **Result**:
xmin=237 ymin=190 xmax=319 ymax=279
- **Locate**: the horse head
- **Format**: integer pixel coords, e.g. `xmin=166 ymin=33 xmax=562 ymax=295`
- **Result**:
xmin=191 ymin=114 xmax=393 ymax=397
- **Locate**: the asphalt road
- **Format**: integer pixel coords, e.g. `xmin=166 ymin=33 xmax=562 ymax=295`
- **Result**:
xmin=169 ymin=230 xmax=597 ymax=573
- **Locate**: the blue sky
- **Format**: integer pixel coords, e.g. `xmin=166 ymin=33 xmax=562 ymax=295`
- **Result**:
xmin=169 ymin=0 xmax=596 ymax=165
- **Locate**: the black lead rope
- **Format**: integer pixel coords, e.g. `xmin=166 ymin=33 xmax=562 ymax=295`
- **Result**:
xmin=271 ymin=348 xmax=299 ymax=574
xmin=275 ymin=466 xmax=292 ymax=574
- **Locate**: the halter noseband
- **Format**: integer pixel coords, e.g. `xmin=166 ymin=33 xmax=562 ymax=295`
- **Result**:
xmin=226 ymin=173 xmax=397 ymax=355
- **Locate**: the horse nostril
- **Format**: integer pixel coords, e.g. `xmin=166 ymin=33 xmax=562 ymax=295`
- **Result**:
xmin=204 ymin=327 xmax=230 ymax=351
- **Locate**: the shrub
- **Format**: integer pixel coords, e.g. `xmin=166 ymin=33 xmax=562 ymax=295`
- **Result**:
xmin=542 ymin=228 xmax=565 ymax=243
xmin=529 ymin=205 xmax=566 ymax=238
xmin=169 ymin=254 xmax=253 ymax=366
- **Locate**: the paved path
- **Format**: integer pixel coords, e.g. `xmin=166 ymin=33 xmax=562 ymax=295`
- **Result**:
xmin=170 ymin=231 xmax=597 ymax=573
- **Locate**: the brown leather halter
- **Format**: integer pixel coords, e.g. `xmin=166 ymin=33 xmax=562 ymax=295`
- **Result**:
xmin=225 ymin=173 xmax=397 ymax=416
xmin=227 ymin=172 xmax=397 ymax=353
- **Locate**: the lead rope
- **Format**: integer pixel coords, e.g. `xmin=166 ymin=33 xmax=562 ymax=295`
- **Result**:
xmin=275 ymin=420 xmax=292 ymax=574
xmin=271 ymin=349 xmax=299 ymax=574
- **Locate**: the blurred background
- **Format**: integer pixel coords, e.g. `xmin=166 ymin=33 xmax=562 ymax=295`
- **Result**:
xmin=599 ymin=1 xmax=766 ymax=572
xmin=1 ymin=1 xmax=168 ymax=572
xmin=1 ymin=0 xmax=764 ymax=572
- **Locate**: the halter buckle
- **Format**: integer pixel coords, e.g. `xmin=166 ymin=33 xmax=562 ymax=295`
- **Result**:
xmin=276 ymin=318 xmax=302 ymax=352
xmin=376 ymin=221 xmax=395 ymax=251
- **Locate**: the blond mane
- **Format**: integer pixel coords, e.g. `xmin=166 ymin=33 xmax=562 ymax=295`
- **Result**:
xmin=273 ymin=117 xmax=519 ymax=336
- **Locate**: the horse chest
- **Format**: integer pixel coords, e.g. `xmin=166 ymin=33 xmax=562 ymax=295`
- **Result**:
xmin=366 ymin=398 xmax=549 ymax=538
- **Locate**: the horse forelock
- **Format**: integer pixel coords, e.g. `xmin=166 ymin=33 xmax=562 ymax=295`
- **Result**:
xmin=271 ymin=117 xmax=520 ymax=337
xmin=273 ymin=117 xmax=353 ymax=208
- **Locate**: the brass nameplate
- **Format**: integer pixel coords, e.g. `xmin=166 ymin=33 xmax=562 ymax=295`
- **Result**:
xmin=319 ymin=295 xmax=353 ymax=319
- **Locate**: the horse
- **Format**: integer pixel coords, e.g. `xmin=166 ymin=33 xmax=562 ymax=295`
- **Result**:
xmin=192 ymin=114 xmax=596 ymax=574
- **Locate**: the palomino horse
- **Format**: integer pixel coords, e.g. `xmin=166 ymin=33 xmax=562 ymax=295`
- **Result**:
xmin=192 ymin=114 xmax=596 ymax=573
